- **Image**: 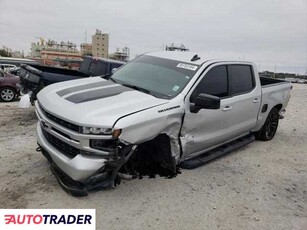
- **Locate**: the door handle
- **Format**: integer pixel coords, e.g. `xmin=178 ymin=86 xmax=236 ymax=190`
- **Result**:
xmin=253 ymin=98 xmax=260 ymax=103
xmin=222 ymin=106 xmax=232 ymax=111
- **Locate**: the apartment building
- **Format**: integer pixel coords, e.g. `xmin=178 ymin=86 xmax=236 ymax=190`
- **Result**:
xmin=91 ymin=30 xmax=109 ymax=58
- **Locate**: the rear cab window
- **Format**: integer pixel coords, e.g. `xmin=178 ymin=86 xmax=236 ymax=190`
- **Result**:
xmin=79 ymin=58 xmax=92 ymax=74
xmin=89 ymin=60 xmax=106 ymax=76
xmin=228 ymin=65 xmax=255 ymax=95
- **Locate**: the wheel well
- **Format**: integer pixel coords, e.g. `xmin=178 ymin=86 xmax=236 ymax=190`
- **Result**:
xmin=119 ymin=134 xmax=177 ymax=176
xmin=273 ymin=104 xmax=283 ymax=112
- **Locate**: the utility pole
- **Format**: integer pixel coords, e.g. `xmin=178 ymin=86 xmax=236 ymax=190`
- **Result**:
xmin=273 ymin=65 xmax=277 ymax=78
xmin=84 ymin=30 xmax=87 ymax=43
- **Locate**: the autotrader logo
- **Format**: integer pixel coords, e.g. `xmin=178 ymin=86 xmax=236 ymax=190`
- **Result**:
xmin=0 ymin=209 xmax=95 ymax=230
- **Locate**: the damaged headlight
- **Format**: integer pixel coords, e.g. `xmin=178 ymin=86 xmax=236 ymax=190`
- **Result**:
xmin=81 ymin=127 xmax=122 ymax=138
xmin=90 ymin=139 xmax=118 ymax=151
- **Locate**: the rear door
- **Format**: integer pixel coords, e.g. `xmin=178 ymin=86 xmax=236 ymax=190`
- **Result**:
xmin=224 ymin=64 xmax=261 ymax=137
xmin=181 ymin=63 xmax=261 ymax=159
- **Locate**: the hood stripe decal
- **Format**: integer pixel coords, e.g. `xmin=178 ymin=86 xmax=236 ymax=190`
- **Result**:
xmin=65 ymin=85 xmax=133 ymax=103
xmin=57 ymin=80 xmax=114 ymax=97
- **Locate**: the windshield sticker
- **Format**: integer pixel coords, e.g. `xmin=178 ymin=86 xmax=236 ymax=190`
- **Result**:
xmin=177 ymin=63 xmax=198 ymax=71
xmin=172 ymin=85 xmax=180 ymax=91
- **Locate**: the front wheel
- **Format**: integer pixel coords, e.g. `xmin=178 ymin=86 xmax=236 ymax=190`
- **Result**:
xmin=255 ymin=108 xmax=280 ymax=141
xmin=0 ymin=87 xmax=16 ymax=102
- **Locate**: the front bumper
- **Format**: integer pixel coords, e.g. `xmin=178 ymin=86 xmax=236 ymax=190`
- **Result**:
xmin=37 ymin=124 xmax=136 ymax=196
xmin=37 ymin=123 xmax=108 ymax=181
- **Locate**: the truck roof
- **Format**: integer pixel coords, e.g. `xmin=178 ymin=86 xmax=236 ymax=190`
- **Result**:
xmin=146 ymin=51 xmax=253 ymax=66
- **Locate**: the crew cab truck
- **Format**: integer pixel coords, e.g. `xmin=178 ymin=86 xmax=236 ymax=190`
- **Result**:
xmin=19 ymin=56 xmax=124 ymax=105
xmin=35 ymin=51 xmax=291 ymax=195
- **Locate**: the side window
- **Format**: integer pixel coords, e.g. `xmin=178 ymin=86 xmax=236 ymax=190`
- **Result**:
xmin=228 ymin=65 xmax=254 ymax=95
xmin=89 ymin=61 xmax=106 ymax=75
xmin=190 ymin=65 xmax=228 ymax=102
xmin=110 ymin=64 xmax=116 ymax=70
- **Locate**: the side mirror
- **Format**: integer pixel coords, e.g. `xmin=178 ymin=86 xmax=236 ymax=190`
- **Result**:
xmin=191 ymin=93 xmax=220 ymax=113
xmin=111 ymin=68 xmax=118 ymax=74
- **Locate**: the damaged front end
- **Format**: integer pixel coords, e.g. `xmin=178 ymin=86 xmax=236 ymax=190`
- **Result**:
xmin=119 ymin=134 xmax=178 ymax=178
xmin=35 ymin=102 xmax=141 ymax=196
xmin=38 ymin=138 xmax=137 ymax=196
xmin=38 ymin=131 xmax=179 ymax=196
xmin=38 ymin=132 xmax=179 ymax=196
xmin=35 ymin=101 xmax=180 ymax=196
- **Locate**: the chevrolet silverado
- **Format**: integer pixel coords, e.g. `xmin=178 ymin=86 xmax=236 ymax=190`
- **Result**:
xmin=35 ymin=51 xmax=292 ymax=196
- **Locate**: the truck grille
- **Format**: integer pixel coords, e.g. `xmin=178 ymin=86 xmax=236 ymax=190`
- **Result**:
xmin=40 ymin=105 xmax=80 ymax=132
xmin=42 ymin=127 xmax=79 ymax=158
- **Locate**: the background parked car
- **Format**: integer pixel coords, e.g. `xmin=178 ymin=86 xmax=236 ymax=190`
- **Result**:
xmin=0 ymin=69 xmax=20 ymax=102
xmin=297 ymin=79 xmax=306 ymax=84
xmin=0 ymin=64 xmax=18 ymax=72
xmin=19 ymin=56 xmax=125 ymax=104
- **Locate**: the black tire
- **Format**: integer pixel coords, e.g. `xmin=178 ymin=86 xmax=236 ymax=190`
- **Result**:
xmin=0 ymin=87 xmax=16 ymax=102
xmin=255 ymin=107 xmax=279 ymax=141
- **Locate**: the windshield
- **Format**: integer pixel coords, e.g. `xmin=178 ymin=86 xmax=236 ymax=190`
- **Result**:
xmin=110 ymin=55 xmax=200 ymax=99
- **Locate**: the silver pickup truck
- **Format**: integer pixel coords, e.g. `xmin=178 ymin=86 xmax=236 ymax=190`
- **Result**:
xmin=35 ymin=52 xmax=291 ymax=195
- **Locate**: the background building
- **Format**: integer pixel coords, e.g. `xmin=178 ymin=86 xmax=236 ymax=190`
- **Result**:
xmin=30 ymin=38 xmax=82 ymax=68
xmin=165 ymin=43 xmax=189 ymax=52
xmin=109 ymin=47 xmax=130 ymax=62
xmin=80 ymin=43 xmax=92 ymax=56
xmin=91 ymin=29 xmax=109 ymax=58
xmin=40 ymin=50 xmax=82 ymax=68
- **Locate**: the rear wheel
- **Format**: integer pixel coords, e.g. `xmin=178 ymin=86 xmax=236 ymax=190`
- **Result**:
xmin=0 ymin=87 xmax=16 ymax=102
xmin=255 ymin=108 xmax=279 ymax=141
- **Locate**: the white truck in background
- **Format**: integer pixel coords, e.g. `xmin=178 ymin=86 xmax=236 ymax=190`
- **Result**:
xmin=35 ymin=51 xmax=292 ymax=196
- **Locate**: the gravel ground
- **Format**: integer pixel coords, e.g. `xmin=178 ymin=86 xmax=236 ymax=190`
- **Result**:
xmin=0 ymin=84 xmax=306 ymax=230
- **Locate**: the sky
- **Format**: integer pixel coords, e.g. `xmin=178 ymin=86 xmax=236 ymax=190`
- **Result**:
xmin=0 ymin=0 xmax=306 ymax=74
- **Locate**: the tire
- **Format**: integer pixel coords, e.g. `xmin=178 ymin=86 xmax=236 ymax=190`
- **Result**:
xmin=255 ymin=107 xmax=279 ymax=141
xmin=0 ymin=87 xmax=16 ymax=102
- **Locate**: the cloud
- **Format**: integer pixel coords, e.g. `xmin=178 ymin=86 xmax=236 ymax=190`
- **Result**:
xmin=0 ymin=0 xmax=306 ymax=73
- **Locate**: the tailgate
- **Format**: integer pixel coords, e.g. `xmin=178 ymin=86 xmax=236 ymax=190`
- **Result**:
xmin=19 ymin=65 xmax=41 ymax=94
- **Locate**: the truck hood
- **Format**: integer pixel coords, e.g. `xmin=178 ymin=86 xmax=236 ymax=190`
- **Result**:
xmin=37 ymin=77 xmax=169 ymax=127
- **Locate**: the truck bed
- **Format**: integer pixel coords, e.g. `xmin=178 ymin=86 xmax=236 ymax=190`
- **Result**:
xmin=260 ymin=77 xmax=288 ymax=87
xmin=254 ymin=77 xmax=292 ymax=131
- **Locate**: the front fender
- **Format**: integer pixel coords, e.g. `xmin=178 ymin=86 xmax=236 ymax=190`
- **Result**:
xmin=116 ymin=110 xmax=183 ymax=144
xmin=114 ymin=103 xmax=184 ymax=163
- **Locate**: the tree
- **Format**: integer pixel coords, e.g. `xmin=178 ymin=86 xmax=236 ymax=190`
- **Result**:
xmin=0 ymin=49 xmax=12 ymax=57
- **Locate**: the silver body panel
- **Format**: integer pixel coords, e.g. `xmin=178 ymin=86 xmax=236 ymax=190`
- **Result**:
xmin=36 ymin=52 xmax=292 ymax=182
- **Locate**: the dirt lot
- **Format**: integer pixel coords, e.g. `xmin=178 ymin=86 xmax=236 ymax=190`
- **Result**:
xmin=0 ymin=84 xmax=306 ymax=230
